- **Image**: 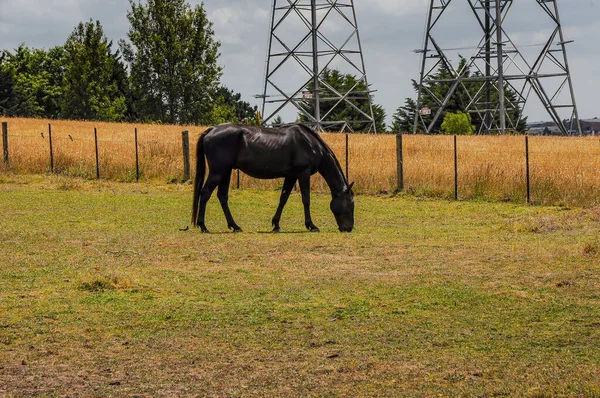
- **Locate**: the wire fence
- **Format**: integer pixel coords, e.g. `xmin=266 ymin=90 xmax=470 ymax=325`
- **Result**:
xmin=2 ymin=119 xmax=600 ymax=207
xmin=399 ymin=134 xmax=600 ymax=206
xmin=1 ymin=120 xmax=197 ymax=183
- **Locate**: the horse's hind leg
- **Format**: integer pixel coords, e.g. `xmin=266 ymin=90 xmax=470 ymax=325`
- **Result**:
xmin=217 ymin=170 xmax=242 ymax=232
xmin=271 ymin=176 xmax=297 ymax=232
xmin=197 ymin=173 xmax=222 ymax=233
xmin=298 ymin=169 xmax=319 ymax=232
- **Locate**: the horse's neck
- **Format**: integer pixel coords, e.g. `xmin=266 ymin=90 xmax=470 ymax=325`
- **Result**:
xmin=318 ymin=152 xmax=347 ymax=196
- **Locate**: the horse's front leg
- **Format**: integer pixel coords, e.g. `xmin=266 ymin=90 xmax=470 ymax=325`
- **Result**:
xmin=298 ymin=170 xmax=319 ymax=232
xmin=271 ymin=176 xmax=297 ymax=232
xmin=217 ymin=170 xmax=242 ymax=232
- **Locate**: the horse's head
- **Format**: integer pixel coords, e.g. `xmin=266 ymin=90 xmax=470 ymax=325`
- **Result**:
xmin=330 ymin=182 xmax=354 ymax=232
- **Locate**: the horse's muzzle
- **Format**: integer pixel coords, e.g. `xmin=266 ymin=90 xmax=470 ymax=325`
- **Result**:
xmin=339 ymin=227 xmax=353 ymax=233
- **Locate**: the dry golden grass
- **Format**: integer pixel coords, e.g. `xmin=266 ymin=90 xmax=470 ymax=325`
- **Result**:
xmin=2 ymin=117 xmax=600 ymax=206
xmin=0 ymin=117 xmax=204 ymax=181
xmin=401 ymin=134 xmax=600 ymax=206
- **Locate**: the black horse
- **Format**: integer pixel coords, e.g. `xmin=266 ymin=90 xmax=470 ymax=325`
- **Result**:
xmin=192 ymin=123 xmax=354 ymax=233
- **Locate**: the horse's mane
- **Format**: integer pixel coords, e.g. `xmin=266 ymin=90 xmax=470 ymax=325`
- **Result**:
xmin=295 ymin=124 xmax=349 ymax=185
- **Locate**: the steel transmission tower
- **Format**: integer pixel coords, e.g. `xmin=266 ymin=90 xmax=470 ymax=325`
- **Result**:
xmin=413 ymin=0 xmax=582 ymax=135
xmin=259 ymin=0 xmax=377 ymax=132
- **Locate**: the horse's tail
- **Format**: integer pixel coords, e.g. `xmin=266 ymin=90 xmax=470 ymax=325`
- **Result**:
xmin=192 ymin=128 xmax=212 ymax=227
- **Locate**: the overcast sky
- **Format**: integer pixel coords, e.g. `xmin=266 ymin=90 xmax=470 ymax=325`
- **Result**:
xmin=1 ymin=0 xmax=598 ymax=125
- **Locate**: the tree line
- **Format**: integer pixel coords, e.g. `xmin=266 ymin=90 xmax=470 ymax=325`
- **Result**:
xmin=0 ymin=0 xmax=258 ymax=125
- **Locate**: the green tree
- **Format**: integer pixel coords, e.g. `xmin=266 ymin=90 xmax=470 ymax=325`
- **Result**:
xmin=391 ymin=97 xmax=417 ymax=133
xmin=395 ymin=57 xmax=527 ymax=134
xmin=0 ymin=45 xmax=65 ymax=118
xmin=203 ymin=95 xmax=237 ymax=125
xmin=441 ymin=111 xmax=475 ymax=135
xmin=120 ymin=0 xmax=222 ymax=125
xmin=110 ymin=50 xmax=137 ymax=122
xmin=271 ymin=115 xmax=283 ymax=126
xmin=410 ymin=60 xmax=469 ymax=133
xmin=0 ymin=51 xmax=18 ymax=115
xmin=62 ymin=20 xmax=126 ymax=121
xmin=298 ymin=68 xmax=386 ymax=133
xmin=213 ymin=86 xmax=258 ymax=123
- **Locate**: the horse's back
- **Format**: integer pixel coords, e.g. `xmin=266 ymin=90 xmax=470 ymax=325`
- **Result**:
xmin=203 ymin=124 xmax=325 ymax=179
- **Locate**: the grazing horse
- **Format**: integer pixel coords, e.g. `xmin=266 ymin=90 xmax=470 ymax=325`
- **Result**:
xmin=192 ymin=123 xmax=354 ymax=233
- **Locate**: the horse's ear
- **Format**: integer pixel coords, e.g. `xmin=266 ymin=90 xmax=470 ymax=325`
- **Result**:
xmin=348 ymin=182 xmax=355 ymax=192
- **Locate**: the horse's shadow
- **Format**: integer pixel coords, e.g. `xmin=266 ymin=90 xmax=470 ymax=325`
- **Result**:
xmin=182 ymin=227 xmax=319 ymax=235
xmin=257 ymin=230 xmax=317 ymax=235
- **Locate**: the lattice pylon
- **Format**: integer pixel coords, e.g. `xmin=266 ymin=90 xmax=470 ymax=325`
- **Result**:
xmin=413 ymin=0 xmax=582 ymax=135
xmin=258 ymin=0 xmax=377 ymax=133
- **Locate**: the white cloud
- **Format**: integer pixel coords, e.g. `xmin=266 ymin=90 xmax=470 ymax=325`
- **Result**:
xmin=0 ymin=0 xmax=83 ymax=20
xmin=210 ymin=6 xmax=269 ymax=45
xmin=365 ymin=0 xmax=427 ymax=16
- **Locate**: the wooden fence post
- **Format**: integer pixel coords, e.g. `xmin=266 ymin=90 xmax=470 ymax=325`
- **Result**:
xmin=2 ymin=122 xmax=8 ymax=166
xmin=48 ymin=123 xmax=54 ymax=173
xmin=454 ymin=135 xmax=458 ymax=200
xmin=94 ymin=128 xmax=100 ymax=179
xmin=135 ymin=128 xmax=140 ymax=182
xmin=345 ymin=132 xmax=349 ymax=180
xmin=396 ymin=133 xmax=403 ymax=192
xmin=182 ymin=131 xmax=190 ymax=181
xmin=526 ymin=135 xmax=531 ymax=204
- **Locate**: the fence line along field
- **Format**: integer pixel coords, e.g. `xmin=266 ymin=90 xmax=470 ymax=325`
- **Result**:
xmin=1 ymin=117 xmax=600 ymax=206
xmin=1 ymin=118 xmax=199 ymax=183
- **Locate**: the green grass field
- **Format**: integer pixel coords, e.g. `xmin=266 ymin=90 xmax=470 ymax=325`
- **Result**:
xmin=1 ymin=175 xmax=600 ymax=397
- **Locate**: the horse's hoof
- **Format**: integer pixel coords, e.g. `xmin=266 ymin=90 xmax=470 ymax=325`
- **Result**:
xmin=230 ymin=225 xmax=243 ymax=233
xmin=272 ymin=227 xmax=281 ymax=233
xmin=308 ymin=226 xmax=320 ymax=233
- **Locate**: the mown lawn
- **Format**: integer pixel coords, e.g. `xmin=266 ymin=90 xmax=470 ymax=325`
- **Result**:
xmin=1 ymin=175 xmax=600 ymax=397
